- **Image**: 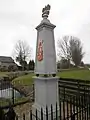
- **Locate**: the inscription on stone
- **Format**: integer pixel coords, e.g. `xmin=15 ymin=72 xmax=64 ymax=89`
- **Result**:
xmin=37 ymin=40 xmax=43 ymax=61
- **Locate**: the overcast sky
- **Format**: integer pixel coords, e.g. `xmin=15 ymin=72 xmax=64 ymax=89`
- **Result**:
xmin=0 ymin=0 xmax=90 ymax=63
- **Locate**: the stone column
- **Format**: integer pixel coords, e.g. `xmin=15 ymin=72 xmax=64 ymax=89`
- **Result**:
xmin=32 ymin=4 xmax=59 ymax=120
xmin=35 ymin=18 xmax=57 ymax=76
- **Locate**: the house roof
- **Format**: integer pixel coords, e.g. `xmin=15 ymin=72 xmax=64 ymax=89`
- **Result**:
xmin=0 ymin=56 xmax=14 ymax=63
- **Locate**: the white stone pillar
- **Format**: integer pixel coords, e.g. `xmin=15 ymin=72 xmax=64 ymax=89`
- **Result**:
xmin=32 ymin=4 xmax=59 ymax=120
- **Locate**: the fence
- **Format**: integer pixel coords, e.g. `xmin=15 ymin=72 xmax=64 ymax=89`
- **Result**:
xmin=0 ymin=78 xmax=34 ymax=109
xmin=14 ymin=78 xmax=90 ymax=120
xmin=0 ymin=97 xmax=90 ymax=120
xmin=1 ymin=77 xmax=90 ymax=120
xmin=58 ymin=78 xmax=90 ymax=105
xmin=13 ymin=95 xmax=90 ymax=120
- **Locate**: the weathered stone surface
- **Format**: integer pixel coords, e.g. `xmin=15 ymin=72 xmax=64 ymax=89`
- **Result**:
xmin=33 ymin=4 xmax=59 ymax=120
xmin=35 ymin=18 xmax=57 ymax=75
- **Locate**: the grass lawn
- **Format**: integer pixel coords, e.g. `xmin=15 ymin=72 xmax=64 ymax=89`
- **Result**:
xmin=0 ymin=97 xmax=29 ymax=107
xmin=57 ymin=69 xmax=90 ymax=80
xmin=0 ymin=72 xmax=9 ymax=77
xmin=12 ymin=69 xmax=90 ymax=86
xmin=12 ymin=73 xmax=34 ymax=86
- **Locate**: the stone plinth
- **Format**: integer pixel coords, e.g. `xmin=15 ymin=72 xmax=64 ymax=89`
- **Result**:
xmin=32 ymin=76 xmax=59 ymax=120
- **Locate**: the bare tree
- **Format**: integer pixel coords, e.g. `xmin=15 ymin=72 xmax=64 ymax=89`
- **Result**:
xmin=12 ymin=40 xmax=32 ymax=70
xmin=69 ymin=36 xmax=85 ymax=66
xmin=57 ymin=36 xmax=71 ymax=68
xmin=57 ymin=36 xmax=85 ymax=67
xmin=57 ymin=36 xmax=71 ymax=60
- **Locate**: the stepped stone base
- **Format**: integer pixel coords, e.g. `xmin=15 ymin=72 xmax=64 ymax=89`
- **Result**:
xmin=32 ymin=103 xmax=60 ymax=120
xmin=32 ymin=76 xmax=59 ymax=120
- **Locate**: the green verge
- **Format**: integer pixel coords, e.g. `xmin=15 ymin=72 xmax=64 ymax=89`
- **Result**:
xmin=57 ymin=69 xmax=90 ymax=80
xmin=12 ymin=69 xmax=90 ymax=86
xmin=0 ymin=72 xmax=9 ymax=77
xmin=12 ymin=73 xmax=34 ymax=86
xmin=0 ymin=98 xmax=9 ymax=107
xmin=0 ymin=69 xmax=90 ymax=84
xmin=0 ymin=97 xmax=29 ymax=107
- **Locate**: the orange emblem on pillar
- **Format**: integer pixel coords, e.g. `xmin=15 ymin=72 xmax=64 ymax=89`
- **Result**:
xmin=37 ymin=40 xmax=43 ymax=61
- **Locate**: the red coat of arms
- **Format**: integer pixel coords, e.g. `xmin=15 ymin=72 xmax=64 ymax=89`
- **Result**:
xmin=37 ymin=40 xmax=43 ymax=61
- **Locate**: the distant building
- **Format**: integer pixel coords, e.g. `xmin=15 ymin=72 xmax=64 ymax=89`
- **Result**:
xmin=0 ymin=56 xmax=18 ymax=71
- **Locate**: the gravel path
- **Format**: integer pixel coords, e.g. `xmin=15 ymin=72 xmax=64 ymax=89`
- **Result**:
xmin=14 ymin=102 xmax=33 ymax=120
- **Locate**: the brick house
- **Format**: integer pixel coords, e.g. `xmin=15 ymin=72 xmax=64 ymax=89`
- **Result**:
xmin=0 ymin=56 xmax=18 ymax=71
